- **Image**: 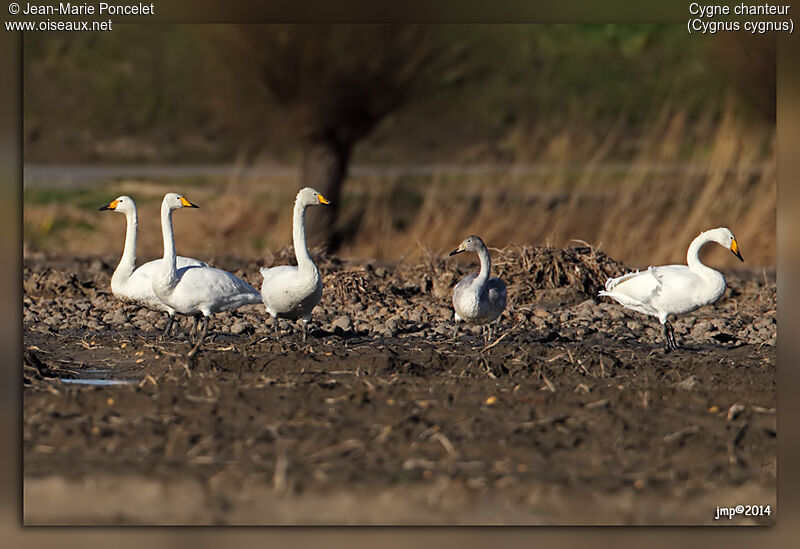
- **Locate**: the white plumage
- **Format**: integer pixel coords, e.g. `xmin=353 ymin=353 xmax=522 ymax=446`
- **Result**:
xmin=152 ymin=193 xmax=262 ymax=348
xmin=449 ymin=235 xmax=507 ymax=341
xmin=260 ymin=187 xmax=330 ymax=341
xmin=599 ymin=227 xmax=743 ymax=350
xmin=99 ymin=195 xmax=207 ymax=333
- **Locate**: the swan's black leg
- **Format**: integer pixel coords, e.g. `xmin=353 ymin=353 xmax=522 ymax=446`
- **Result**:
xmin=273 ymin=316 xmax=280 ymax=340
xmin=189 ymin=314 xmax=200 ymax=342
xmin=662 ymin=322 xmax=672 ymax=352
xmin=162 ymin=314 xmax=174 ymax=337
xmin=200 ymin=316 xmax=209 ymax=342
xmin=187 ymin=316 xmax=209 ymax=357
xmin=302 ymin=321 xmax=308 ymax=343
xmin=666 ymin=321 xmax=679 ymax=350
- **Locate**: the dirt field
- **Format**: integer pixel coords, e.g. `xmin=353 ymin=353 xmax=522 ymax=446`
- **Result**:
xmin=22 ymin=248 xmax=776 ymax=524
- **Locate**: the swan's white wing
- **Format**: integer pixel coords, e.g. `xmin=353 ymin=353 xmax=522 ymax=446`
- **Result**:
xmin=601 ymin=269 xmax=660 ymax=299
xmin=117 ymin=257 xmax=209 ymax=311
xmin=648 ymin=265 xmax=700 ymax=294
xmin=647 ymin=265 xmax=724 ymax=315
xmin=170 ymin=266 xmax=261 ymax=313
xmin=599 ymin=268 xmax=664 ymax=317
xmin=181 ymin=265 xmax=261 ymax=297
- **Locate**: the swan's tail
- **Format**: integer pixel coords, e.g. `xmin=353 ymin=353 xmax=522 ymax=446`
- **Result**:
xmin=601 ymin=270 xmax=641 ymax=293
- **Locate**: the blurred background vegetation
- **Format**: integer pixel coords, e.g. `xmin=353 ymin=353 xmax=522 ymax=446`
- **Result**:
xmin=23 ymin=24 xmax=776 ymax=267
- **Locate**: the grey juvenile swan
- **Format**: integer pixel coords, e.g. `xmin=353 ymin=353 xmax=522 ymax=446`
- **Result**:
xmin=449 ymin=235 xmax=507 ymax=342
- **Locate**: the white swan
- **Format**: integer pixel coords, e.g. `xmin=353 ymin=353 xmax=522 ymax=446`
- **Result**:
xmin=260 ymin=187 xmax=330 ymax=341
xmin=449 ymin=235 xmax=507 ymax=341
xmin=98 ymin=195 xmax=208 ymax=335
xmin=152 ymin=193 xmax=262 ymax=351
xmin=599 ymin=227 xmax=743 ymax=351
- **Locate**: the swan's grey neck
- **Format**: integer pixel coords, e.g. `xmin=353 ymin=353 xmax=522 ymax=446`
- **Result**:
xmin=292 ymin=198 xmax=314 ymax=270
xmin=686 ymin=232 xmax=717 ymax=276
xmin=475 ymin=243 xmax=491 ymax=287
xmin=159 ymin=201 xmax=178 ymax=284
xmin=113 ymin=208 xmax=138 ymax=284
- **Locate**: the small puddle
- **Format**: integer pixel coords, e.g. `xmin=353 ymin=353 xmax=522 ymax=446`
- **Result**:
xmin=59 ymin=367 xmax=138 ymax=386
xmin=60 ymin=378 xmax=136 ymax=386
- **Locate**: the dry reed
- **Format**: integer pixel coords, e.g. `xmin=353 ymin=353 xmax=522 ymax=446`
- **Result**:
xmin=24 ymin=103 xmax=775 ymax=267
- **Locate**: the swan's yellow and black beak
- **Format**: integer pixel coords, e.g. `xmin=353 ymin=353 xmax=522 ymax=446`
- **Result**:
xmin=449 ymin=243 xmax=466 ymax=256
xmin=317 ymin=194 xmax=331 ymax=205
xmin=98 ymin=199 xmax=118 ymax=211
xmin=179 ymin=196 xmax=199 ymax=208
xmin=731 ymin=238 xmax=743 ymax=262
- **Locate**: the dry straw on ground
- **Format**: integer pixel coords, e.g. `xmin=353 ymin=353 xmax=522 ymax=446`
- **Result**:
xmin=24 ymin=104 xmax=774 ymax=267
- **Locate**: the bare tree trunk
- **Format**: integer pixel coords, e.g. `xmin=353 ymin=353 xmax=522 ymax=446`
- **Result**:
xmin=301 ymin=138 xmax=351 ymax=251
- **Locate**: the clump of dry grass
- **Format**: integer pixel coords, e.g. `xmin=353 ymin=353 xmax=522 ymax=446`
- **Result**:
xmin=325 ymin=270 xmax=376 ymax=303
xmin=492 ymin=244 xmax=628 ymax=302
xmin=315 ymin=241 xmax=629 ymax=314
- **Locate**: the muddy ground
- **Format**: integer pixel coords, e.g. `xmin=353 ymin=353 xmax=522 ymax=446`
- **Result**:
xmin=22 ymin=248 xmax=777 ymax=524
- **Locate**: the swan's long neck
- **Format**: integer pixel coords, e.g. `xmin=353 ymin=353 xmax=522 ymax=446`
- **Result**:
xmin=686 ymin=232 xmax=717 ymax=276
xmin=112 ymin=208 xmax=138 ymax=286
xmin=159 ymin=201 xmax=178 ymax=287
xmin=475 ymin=243 xmax=491 ymax=288
xmin=292 ymin=198 xmax=314 ymax=270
